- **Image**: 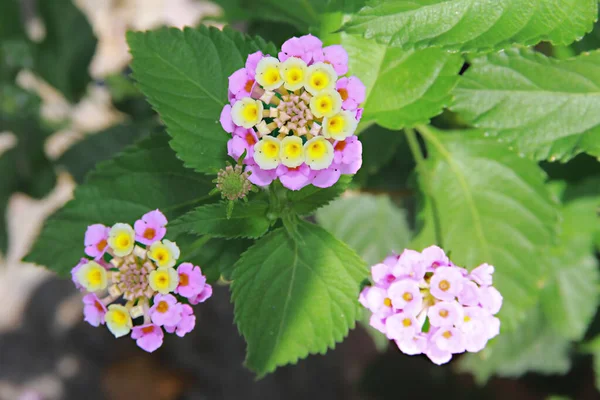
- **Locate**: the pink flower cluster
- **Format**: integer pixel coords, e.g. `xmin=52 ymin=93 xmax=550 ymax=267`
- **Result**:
xmin=220 ymin=34 xmax=365 ymax=190
xmin=71 ymin=210 xmax=212 ymax=353
xmin=359 ymin=246 xmax=502 ymax=365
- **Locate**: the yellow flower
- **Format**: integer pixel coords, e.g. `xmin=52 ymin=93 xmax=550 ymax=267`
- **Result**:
xmin=76 ymin=261 xmax=108 ymax=292
xmin=148 ymin=239 xmax=180 ymax=268
xmin=280 ymin=57 xmax=307 ymax=91
xmin=105 ymin=304 xmax=132 ymax=338
xmin=255 ymin=56 xmax=283 ymax=90
xmin=253 ymin=136 xmax=281 ymax=169
xmin=280 ymin=136 xmax=305 ymax=168
xmin=309 ymin=89 xmax=342 ymax=118
xmin=305 ymin=62 xmax=337 ymax=95
xmin=322 ymin=110 xmax=358 ymax=140
xmin=304 ymin=137 xmax=334 ymax=170
xmin=108 ymin=223 xmax=135 ymax=257
xmin=231 ymin=98 xmax=264 ymax=128
xmin=149 ymin=267 xmax=179 ymax=294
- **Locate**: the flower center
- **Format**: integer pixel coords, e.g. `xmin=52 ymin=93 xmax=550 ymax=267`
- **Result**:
xmin=402 ymin=318 xmax=412 ymax=327
xmin=244 ymin=79 xmax=254 ymax=93
xmin=245 ymin=132 xmax=257 ymax=146
xmin=94 ymin=300 xmax=105 ymax=312
xmin=402 ymin=292 xmax=413 ymax=302
xmin=114 ymin=251 xmax=156 ymax=301
xmin=96 ymin=239 xmax=107 ymax=251
xmin=442 ymin=330 xmax=452 ymax=339
xmin=338 ymin=88 xmax=348 ymax=101
xmin=439 ymin=309 xmax=449 ymax=318
xmin=439 ymin=280 xmax=450 ymax=291
xmin=141 ymin=326 xmax=155 ymax=334
xmin=179 ymin=273 xmax=189 ymax=287
xmin=143 ymin=227 xmax=156 ymax=240
xmin=383 ymin=297 xmax=392 ymax=307
xmin=113 ymin=309 xmax=127 ymax=325
xmin=117 ymin=234 xmax=130 ymax=249
xmin=334 ymin=141 xmax=347 ymax=152
xmin=156 ymin=301 xmax=169 ymax=313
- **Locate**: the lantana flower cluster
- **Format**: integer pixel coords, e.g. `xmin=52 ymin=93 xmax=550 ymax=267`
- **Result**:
xmin=220 ymin=34 xmax=365 ymax=190
xmin=71 ymin=210 xmax=212 ymax=352
xmin=359 ymin=246 xmax=503 ymax=365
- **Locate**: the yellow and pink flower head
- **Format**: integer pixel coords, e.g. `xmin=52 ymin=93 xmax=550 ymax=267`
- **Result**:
xmin=220 ymin=34 xmax=365 ymax=191
xmin=72 ymin=209 xmax=212 ymax=352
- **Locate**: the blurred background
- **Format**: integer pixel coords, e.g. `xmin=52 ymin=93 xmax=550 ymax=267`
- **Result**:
xmin=1 ymin=0 xmax=600 ymax=399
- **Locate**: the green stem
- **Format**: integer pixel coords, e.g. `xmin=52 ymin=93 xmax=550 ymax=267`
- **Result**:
xmin=162 ymin=192 xmax=219 ymax=213
xmin=406 ymin=126 xmax=444 ymax=249
xmin=405 ymin=128 xmax=426 ymax=171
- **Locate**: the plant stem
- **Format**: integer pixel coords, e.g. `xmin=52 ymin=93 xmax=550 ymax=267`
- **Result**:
xmin=406 ymin=126 xmax=444 ymax=249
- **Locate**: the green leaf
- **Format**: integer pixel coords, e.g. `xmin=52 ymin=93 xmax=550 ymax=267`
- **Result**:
xmin=342 ymin=0 xmax=598 ymax=53
xmin=342 ymin=33 xmax=462 ymax=130
xmin=316 ymin=193 xmax=410 ymax=265
xmin=0 ymin=0 xmax=24 ymax=40
xmin=354 ymin=124 xmax=404 ymax=182
xmin=57 ymin=122 xmax=155 ymax=183
xmin=24 ymin=134 xmax=214 ymax=276
xmin=169 ymin=201 xmax=271 ymax=239
xmin=176 ymin=235 xmax=253 ymax=283
xmin=210 ymin=238 xmax=254 ymax=281
xmin=458 ymin=308 xmax=571 ymax=384
xmin=32 ymin=0 xmax=96 ymax=102
xmin=583 ymin=335 xmax=600 ymax=392
xmin=541 ymin=177 xmax=600 ymax=340
xmin=0 ymin=85 xmax=56 ymax=253
xmin=412 ymin=127 xmax=559 ymax=331
xmin=452 ymin=48 xmax=600 ymax=162
xmin=232 ymin=221 xmax=367 ymax=376
xmin=287 ymin=175 xmax=352 ymax=215
xmin=127 ymin=26 xmax=277 ymax=173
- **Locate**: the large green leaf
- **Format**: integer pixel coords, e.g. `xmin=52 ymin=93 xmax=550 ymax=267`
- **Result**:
xmin=169 ymin=201 xmax=272 ymax=239
xmin=411 ymin=127 xmax=559 ymax=331
xmin=232 ymin=221 xmax=367 ymax=376
xmin=286 ymin=175 xmax=352 ymax=215
xmin=0 ymin=0 xmax=24 ymax=40
xmin=24 ymin=134 xmax=214 ymax=276
xmin=452 ymin=48 xmax=600 ymax=162
xmin=336 ymin=28 xmax=462 ymax=130
xmin=127 ymin=26 xmax=276 ymax=174
xmin=342 ymin=0 xmax=597 ymax=53
xmin=459 ymin=308 xmax=571 ymax=384
xmin=316 ymin=193 xmax=410 ymax=265
xmin=0 ymin=85 xmax=56 ymax=253
xmin=541 ymin=177 xmax=600 ymax=340
xmin=176 ymin=235 xmax=253 ymax=283
xmin=583 ymin=335 xmax=600 ymax=392
xmin=32 ymin=0 xmax=96 ymax=102
xmin=57 ymin=122 xmax=155 ymax=183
